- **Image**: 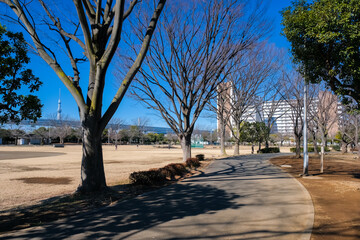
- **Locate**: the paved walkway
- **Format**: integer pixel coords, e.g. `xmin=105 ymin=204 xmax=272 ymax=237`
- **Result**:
xmin=1 ymin=154 xmax=314 ymax=240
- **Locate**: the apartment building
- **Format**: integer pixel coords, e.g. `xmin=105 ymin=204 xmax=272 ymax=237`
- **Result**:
xmin=218 ymin=87 xmax=339 ymax=138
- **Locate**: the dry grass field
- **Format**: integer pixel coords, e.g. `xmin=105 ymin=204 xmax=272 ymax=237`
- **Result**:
xmin=0 ymin=144 xmax=282 ymax=211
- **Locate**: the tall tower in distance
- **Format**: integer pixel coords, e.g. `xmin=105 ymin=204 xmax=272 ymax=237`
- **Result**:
xmin=57 ymin=88 xmax=62 ymax=121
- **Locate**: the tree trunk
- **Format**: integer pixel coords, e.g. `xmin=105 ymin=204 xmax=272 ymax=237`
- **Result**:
xmin=220 ymin=134 xmax=227 ymax=156
xmin=341 ymin=141 xmax=348 ymax=153
xmin=77 ymin=122 xmax=107 ymax=193
xmin=220 ymin=123 xmax=227 ymax=156
xmin=265 ymin=139 xmax=269 ymax=149
xmin=234 ymin=140 xmax=240 ymax=155
xmin=295 ymin=135 xmax=301 ymax=158
xmin=180 ymin=134 xmax=192 ymax=162
xmin=258 ymin=141 xmax=261 ymax=152
xmin=320 ymin=135 xmax=325 ymax=173
xmin=313 ymin=138 xmax=319 ymax=155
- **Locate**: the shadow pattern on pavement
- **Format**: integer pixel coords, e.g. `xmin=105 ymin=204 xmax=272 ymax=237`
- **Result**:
xmin=2 ymin=183 xmax=242 ymax=239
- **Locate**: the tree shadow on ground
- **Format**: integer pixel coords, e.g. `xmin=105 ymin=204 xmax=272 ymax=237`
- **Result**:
xmin=187 ymin=154 xmax=294 ymax=184
xmin=311 ymin=218 xmax=360 ymax=240
xmin=2 ymin=183 xmax=242 ymax=239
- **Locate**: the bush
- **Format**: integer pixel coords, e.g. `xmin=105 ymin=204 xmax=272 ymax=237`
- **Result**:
xmin=195 ymin=154 xmax=205 ymax=161
xmin=162 ymin=163 xmax=188 ymax=179
xmin=186 ymin=158 xmax=201 ymax=168
xmin=129 ymin=158 xmax=202 ymax=186
xmin=129 ymin=163 xmax=190 ymax=185
xmin=290 ymin=146 xmax=330 ymax=153
xmin=332 ymin=145 xmax=341 ymax=151
xmin=129 ymin=168 xmax=167 ymax=185
xmin=258 ymin=147 xmax=280 ymax=153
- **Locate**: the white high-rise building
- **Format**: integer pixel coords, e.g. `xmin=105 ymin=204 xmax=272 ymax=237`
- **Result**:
xmin=217 ymin=84 xmax=340 ymax=137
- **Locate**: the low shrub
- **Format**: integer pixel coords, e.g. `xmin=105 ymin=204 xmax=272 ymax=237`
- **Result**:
xmin=186 ymin=158 xmax=201 ymax=168
xmin=332 ymin=145 xmax=341 ymax=151
xmin=129 ymin=168 xmax=167 ymax=185
xmin=290 ymin=146 xmax=330 ymax=153
xmin=258 ymin=147 xmax=280 ymax=153
xmin=129 ymin=163 xmax=190 ymax=185
xmin=195 ymin=154 xmax=205 ymax=161
xmin=129 ymin=158 xmax=202 ymax=186
xmin=162 ymin=163 xmax=188 ymax=179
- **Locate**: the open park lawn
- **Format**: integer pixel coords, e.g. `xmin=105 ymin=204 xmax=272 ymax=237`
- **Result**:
xmin=270 ymin=153 xmax=360 ymax=240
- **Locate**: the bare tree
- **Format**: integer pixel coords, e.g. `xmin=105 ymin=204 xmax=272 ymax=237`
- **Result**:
xmin=32 ymin=127 xmax=49 ymax=145
xmin=211 ymin=82 xmax=233 ymax=156
xmin=47 ymin=114 xmax=74 ymax=144
xmin=1 ymin=0 xmax=166 ymax=193
xmin=8 ymin=124 xmax=25 ymax=145
xmin=258 ymin=87 xmax=288 ymax=148
xmin=72 ymin=126 xmax=83 ymax=144
xmin=308 ymin=89 xmax=339 ymax=172
xmin=53 ymin=125 xmax=72 ymax=144
xmin=338 ymin=104 xmax=360 ymax=155
xmin=108 ymin=117 xmax=125 ymax=149
xmin=280 ymin=71 xmax=317 ymax=158
xmin=125 ymin=0 xmax=270 ymax=161
xmin=132 ymin=117 xmax=150 ymax=144
xmin=226 ymin=43 xmax=275 ymax=155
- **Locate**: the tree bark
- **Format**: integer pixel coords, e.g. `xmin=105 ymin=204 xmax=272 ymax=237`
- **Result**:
xmin=341 ymin=141 xmax=348 ymax=153
xmin=319 ymin=130 xmax=326 ymax=173
xmin=313 ymin=137 xmax=319 ymax=155
xmin=220 ymin=134 xmax=227 ymax=156
xmin=220 ymin=122 xmax=227 ymax=156
xmin=180 ymin=134 xmax=192 ymax=162
xmin=77 ymin=120 xmax=107 ymax=193
xmin=265 ymin=140 xmax=269 ymax=149
xmin=234 ymin=140 xmax=240 ymax=155
xmin=295 ymin=134 xmax=302 ymax=158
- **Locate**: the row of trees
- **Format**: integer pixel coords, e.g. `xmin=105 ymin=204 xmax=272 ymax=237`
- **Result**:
xmin=121 ymin=0 xmax=271 ymax=163
xmin=0 ymin=126 xmax=171 ymax=145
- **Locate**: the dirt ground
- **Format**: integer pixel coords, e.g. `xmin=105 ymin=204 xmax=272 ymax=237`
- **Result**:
xmin=0 ymin=144 xmax=274 ymax=211
xmin=270 ymin=153 xmax=360 ymax=240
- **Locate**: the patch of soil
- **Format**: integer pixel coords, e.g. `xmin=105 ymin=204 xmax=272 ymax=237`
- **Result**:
xmin=0 ymin=159 xmax=213 ymax=234
xmin=15 ymin=177 xmax=72 ymax=185
xmin=270 ymin=154 xmax=360 ymax=240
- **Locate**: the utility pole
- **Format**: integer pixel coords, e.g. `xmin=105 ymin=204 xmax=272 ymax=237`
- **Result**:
xmin=303 ymin=82 xmax=309 ymax=176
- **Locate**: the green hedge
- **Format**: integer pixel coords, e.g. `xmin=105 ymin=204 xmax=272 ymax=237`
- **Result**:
xmin=331 ymin=145 xmax=341 ymax=151
xmin=258 ymin=147 xmax=280 ymax=153
xmin=290 ymin=146 xmax=330 ymax=153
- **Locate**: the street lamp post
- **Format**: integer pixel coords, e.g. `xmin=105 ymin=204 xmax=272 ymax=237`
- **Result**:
xmin=303 ymin=82 xmax=309 ymax=175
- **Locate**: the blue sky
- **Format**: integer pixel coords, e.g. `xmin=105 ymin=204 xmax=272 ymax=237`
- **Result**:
xmin=16 ymin=0 xmax=293 ymax=130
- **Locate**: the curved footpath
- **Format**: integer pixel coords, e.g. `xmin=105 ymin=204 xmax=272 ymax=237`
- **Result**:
xmin=1 ymin=154 xmax=314 ymax=240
